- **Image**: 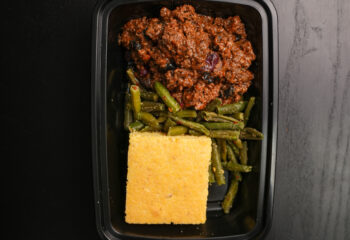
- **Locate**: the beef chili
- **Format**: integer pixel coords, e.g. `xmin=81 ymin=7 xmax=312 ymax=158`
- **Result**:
xmin=119 ymin=4 xmax=256 ymax=110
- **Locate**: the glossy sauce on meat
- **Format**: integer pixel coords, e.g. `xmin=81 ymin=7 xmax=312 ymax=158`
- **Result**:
xmin=119 ymin=5 xmax=255 ymax=110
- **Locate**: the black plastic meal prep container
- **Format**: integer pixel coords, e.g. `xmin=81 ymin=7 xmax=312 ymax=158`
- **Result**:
xmin=92 ymin=0 xmax=278 ymax=239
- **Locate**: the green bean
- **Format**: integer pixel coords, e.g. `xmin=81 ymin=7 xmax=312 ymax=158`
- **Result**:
xmin=157 ymin=115 xmax=167 ymax=123
xmin=244 ymin=97 xmax=255 ymax=124
xmin=239 ymin=141 xmax=248 ymax=165
xmin=244 ymin=128 xmax=264 ymax=137
xmin=232 ymin=144 xmax=240 ymax=156
xmin=232 ymin=112 xmax=244 ymax=121
xmin=169 ymin=114 xmax=210 ymax=136
xmin=202 ymin=111 xmax=232 ymax=122
xmin=124 ymin=93 xmax=133 ymax=131
xmin=140 ymin=90 xmax=158 ymax=102
xmin=163 ymin=118 xmax=177 ymax=132
xmin=227 ymin=144 xmax=238 ymax=164
xmin=130 ymin=85 xmax=141 ymax=119
xmin=209 ymin=130 xmax=240 ymax=140
xmin=222 ymin=180 xmax=239 ymax=214
xmin=225 ymin=161 xmax=252 ymax=172
xmin=154 ymin=81 xmax=181 ymax=113
xmin=128 ymin=121 xmax=144 ymax=132
xmin=227 ymin=141 xmax=240 ymax=156
xmin=140 ymin=125 xmax=162 ymax=132
xmin=217 ymin=101 xmax=247 ymax=115
xmin=233 ymin=139 xmax=243 ymax=149
xmin=175 ymin=110 xmax=197 ymax=118
xmin=141 ymin=101 xmax=166 ymax=112
xmin=211 ymin=140 xmax=226 ymax=185
xmin=227 ymin=142 xmax=246 ymax=174
xmin=126 ymin=68 xmax=140 ymax=86
xmin=205 ymin=98 xmax=222 ymax=112
xmin=217 ymin=139 xmax=227 ymax=164
xmin=201 ymin=122 xmax=244 ymax=130
xmin=227 ymin=145 xmax=242 ymax=181
xmin=167 ymin=126 xmax=188 ymax=136
xmin=202 ymin=112 xmax=243 ymax=128
xmin=209 ymin=165 xmax=216 ymax=184
xmin=139 ymin=111 xmax=160 ymax=129
xmin=240 ymin=128 xmax=264 ymax=140
xmin=232 ymin=145 xmax=240 ymax=156
xmin=188 ymin=129 xmax=203 ymax=136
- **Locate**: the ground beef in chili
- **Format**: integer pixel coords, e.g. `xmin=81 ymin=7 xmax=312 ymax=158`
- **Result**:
xmin=119 ymin=4 xmax=256 ymax=110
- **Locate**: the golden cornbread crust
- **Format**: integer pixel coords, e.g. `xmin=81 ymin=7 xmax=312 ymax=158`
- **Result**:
xmin=125 ymin=132 xmax=212 ymax=224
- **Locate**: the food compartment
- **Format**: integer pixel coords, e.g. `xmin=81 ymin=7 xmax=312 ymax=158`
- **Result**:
xmin=92 ymin=0 xmax=277 ymax=239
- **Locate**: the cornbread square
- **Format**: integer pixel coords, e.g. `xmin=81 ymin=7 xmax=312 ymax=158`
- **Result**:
xmin=125 ymin=132 xmax=212 ymax=224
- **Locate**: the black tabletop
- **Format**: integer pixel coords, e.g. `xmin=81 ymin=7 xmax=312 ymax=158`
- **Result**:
xmin=2 ymin=0 xmax=349 ymax=239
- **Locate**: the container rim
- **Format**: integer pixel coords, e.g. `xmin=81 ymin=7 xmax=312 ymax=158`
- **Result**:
xmin=91 ymin=0 xmax=278 ymax=239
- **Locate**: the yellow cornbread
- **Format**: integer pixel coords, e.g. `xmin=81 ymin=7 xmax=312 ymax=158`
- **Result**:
xmin=125 ymin=132 xmax=212 ymax=224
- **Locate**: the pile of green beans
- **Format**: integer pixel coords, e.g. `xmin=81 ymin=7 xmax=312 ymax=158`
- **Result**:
xmin=123 ymin=69 xmax=264 ymax=214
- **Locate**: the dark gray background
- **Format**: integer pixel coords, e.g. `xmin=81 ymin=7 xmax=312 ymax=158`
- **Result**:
xmin=2 ymin=0 xmax=349 ymax=239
